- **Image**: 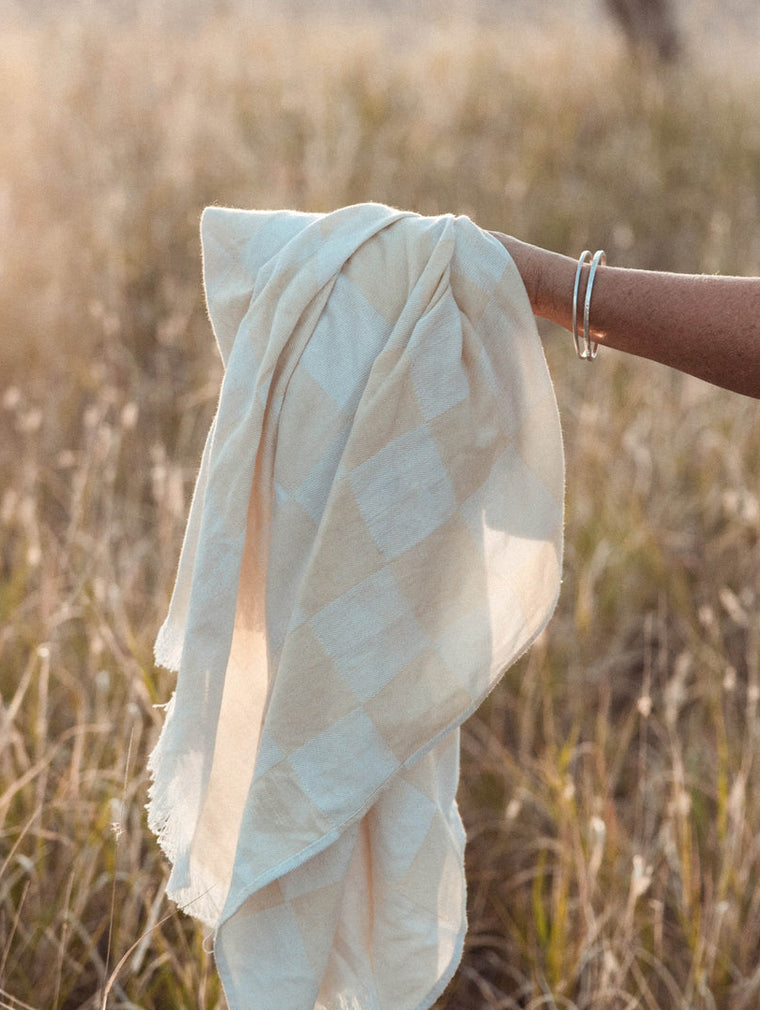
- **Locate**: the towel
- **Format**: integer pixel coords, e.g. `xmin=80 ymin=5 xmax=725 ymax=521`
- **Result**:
xmin=148 ymin=202 xmax=564 ymax=1010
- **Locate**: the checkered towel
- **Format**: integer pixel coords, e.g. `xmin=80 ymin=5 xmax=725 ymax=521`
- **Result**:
xmin=148 ymin=203 xmax=564 ymax=1010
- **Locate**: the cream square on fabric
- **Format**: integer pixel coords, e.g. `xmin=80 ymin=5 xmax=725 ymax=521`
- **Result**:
xmin=213 ymin=900 xmax=317 ymax=1010
xmin=291 ymin=481 xmax=388 ymax=618
xmin=363 ymin=648 xmax=472 ymax=761
xmin=349 ymin=425 xmax=458 ymax=561
xmin=301 ymin=272 xmax=393 ymax=414
xmin=366 ymin=776 xmax=438 ymax=882
xmin=148 ymin=202 xmax=564 ymax=1009
xmin=288 ymin=709 xmax=400 ymax=820
xmin=310 ymin=566 xmax=429 ymax=702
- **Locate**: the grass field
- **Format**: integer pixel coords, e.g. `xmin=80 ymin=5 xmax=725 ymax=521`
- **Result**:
xmin=1 ymin=3 xmax=759 ymax=1008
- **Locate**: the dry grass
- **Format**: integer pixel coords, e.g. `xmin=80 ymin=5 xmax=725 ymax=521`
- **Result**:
xmin=1 ymin=3 xmax=759 ymax=1008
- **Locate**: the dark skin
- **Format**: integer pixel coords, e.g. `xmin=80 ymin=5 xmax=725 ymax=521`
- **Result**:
xmin=491 ymin=234 xmax=760 ymax=400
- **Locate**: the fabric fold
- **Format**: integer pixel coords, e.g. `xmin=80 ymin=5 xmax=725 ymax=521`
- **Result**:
xmin=148 ymin=202 xmax=564 ymax=1010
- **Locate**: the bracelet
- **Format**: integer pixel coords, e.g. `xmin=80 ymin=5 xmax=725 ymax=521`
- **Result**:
xmin=572 ymin=249 xmax=606 ymax=359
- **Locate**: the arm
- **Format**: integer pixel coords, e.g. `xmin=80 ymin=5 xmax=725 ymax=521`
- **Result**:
xmin=491 ymin=234 xmax=760 ymax=400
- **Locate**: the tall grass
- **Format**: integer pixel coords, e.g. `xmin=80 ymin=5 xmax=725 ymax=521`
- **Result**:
xmin=1 ymin=4 xmax=759 ymax=1007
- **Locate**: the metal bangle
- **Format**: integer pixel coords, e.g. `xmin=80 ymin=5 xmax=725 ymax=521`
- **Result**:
xmin=572 ymin=249 xmax=606 ymax=359
xmin=582 ymin=249 xmax=606 ymax=360
xmin=572 ymin=250 xmax=591 ymax=359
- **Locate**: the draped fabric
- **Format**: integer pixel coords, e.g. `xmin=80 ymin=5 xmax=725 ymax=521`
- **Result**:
xmin=148 ymin=203 xmax=564 ymax=1010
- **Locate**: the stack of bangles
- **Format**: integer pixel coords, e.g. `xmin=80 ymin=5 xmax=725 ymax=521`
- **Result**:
xmin=572 ymin=249 xmax=606 ymax=360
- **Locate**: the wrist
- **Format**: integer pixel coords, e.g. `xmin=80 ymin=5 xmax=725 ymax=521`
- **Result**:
xmin=532 ymin=248 xmax=579 ymax=330
xmin=492 ymin=233 xmax=542 ymax=310
xmin=489 ymin=231 xmax=592 ymax=334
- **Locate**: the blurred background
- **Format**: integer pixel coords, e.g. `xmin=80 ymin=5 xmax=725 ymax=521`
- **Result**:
xmin=1 ymin=1 xmax=759 ymax=1007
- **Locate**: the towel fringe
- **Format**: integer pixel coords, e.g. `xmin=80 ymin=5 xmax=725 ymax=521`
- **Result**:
xmin=153 ymin=620 xmax=184 ymax=672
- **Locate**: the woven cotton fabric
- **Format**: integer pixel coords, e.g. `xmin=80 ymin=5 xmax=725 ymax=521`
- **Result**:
xmin=148 ymin=203 xmax=564 ymax=1010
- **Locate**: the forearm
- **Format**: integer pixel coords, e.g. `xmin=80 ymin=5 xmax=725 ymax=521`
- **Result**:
xmin=492 ymin=233 xmax=760 ymax=399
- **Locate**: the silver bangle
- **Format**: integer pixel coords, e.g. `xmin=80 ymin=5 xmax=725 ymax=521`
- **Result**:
xmin=572 ymin=249 xmax=606 ymax=359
